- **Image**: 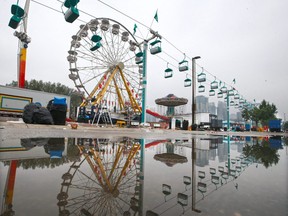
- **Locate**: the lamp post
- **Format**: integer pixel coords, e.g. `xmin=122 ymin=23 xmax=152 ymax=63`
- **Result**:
xmin=191 ymin=56 xmax=201 ymax=212
xmin=141 ymin=41 xmax=148 ymax=124
xmin=192 ymin=56 xmax=201 ymax=128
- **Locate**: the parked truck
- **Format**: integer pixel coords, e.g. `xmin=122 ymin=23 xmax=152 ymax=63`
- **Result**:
xmin=195 ymin=113 xmax=223 ymax=131
xmin=0 ymin=85 xmax=70 ymax=118
xmin=268 ymin=119 xmax=282 ymax=132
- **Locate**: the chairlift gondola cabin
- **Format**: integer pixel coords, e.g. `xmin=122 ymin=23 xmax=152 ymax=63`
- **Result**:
xmin=220 ymin=86 xmax=227 ymax=93
xmin=198 ymin=182 xmax=207 ymax=193
xmin=209 ymin=89 xmax=215 ymax=96
xmin=177 ymin=193 xmax=188 ymax=206
xmin=9 ymin=4 xmax=25 ymax=29
xmin=217 ymin=91 xmax=223 ymax=98
xmin=230 ymin=100 xmax=235 ymax=106
xmin=150 ymin=39 xmax=162 ymax=55
xmin=11 ymin=4 xmax=25 ymax=17
xmin=198 ymin=85 xmax=205 ymax=93
xmin=210 ymin=80 xmax=218 ymax=89
xmin=162 ymin=184 xmax=172 ymax=196
xmin=228 ymin=89 xmax=234 ymax=96
xmin=178 ymin=60 xmax=189 ymax=72
xmin=184 ymin=78 xmax=191 ymax=87
xmin=64 ymin=1 xmax=80 ymax=23
xmin=197 ymin=72 xmax=206 ymax=82
xmin=164 ymin=68 xmax=173 ymax=78
xmin=234 ymin=93 xmax=240 ymax=100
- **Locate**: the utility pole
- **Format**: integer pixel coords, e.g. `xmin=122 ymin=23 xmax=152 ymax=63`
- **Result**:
xmin=140 ymin=30 xmax=161 ymax=124
xmin=16 ymin=0 xmax=31 ymax=88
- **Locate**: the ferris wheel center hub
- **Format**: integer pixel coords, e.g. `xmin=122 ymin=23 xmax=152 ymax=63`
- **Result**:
xmin=117 ymin=62 xmax=124 ymax=70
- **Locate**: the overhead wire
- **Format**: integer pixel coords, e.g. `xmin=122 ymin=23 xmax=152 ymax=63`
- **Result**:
xmin=30 ymin=0 xmax=253 ymax=105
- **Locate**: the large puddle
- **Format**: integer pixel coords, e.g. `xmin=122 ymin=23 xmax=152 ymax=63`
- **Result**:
xmin=0 ymin=136 xmax=287 ymax=215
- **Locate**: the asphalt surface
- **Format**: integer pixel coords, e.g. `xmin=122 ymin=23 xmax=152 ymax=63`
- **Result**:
xmin=1 ymin=121 xmax=287 ymax=141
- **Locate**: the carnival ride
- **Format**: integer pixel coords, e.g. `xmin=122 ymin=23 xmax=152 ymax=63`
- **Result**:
xmin=67 ymin=18 xmax=168 ymax=124
xmin=67 ymin=18 xmax=141 ymax=119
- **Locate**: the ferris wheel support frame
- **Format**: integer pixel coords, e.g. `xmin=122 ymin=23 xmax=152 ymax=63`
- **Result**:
xmin=91 ymin=66 xmax=120 ymax=106
xmin=118 ymin=66 xmax=142 ymax=112
xmin=80 ymin=70 xmax=110 ymax=107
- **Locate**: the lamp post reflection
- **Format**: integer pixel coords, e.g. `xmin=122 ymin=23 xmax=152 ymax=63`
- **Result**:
xmin=139 ymin=139 xmax=145 ymax=216
xmin=191 ymin=137 xmax=201 ymax=213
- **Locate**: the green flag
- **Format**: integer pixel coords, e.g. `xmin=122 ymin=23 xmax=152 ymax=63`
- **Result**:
xmin=233 ymin=78 xmax=236 ymax=84
xmin=133 ymin=24 xmax=137 ymax=35
xmin=154 ymin=10 xmax=158 ymax=22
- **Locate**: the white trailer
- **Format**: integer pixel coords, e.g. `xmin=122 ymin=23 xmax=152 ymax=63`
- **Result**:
xmin=0 ymin=85 xmax=70 ymax=117
xmin=196 ymin=113 xmax=210 ymax=125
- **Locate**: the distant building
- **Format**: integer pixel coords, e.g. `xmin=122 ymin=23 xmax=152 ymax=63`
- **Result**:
xmin=208 ymin=102 xmax=217 ymax=115
xmin=217 ymin=101 xmax=227 ymax=121
xmin=196 ymin=96 xmax=208 ymax=113
xmin=236 ymin=112 xmax=243 ymax=122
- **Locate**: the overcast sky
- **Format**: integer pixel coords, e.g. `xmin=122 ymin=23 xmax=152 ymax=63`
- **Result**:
xmin=1 ymin=0 xmax=288 ymax=120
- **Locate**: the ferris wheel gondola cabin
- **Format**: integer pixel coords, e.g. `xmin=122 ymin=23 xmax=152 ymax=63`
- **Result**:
xmin=90 ymin=34 xmax=102 ymax=51
xmin=135 ymin=51 xmax=144 ymax=64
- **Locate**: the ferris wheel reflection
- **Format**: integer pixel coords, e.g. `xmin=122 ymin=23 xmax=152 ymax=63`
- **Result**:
xmin=58 ymin=138 xmax=143 ymax=216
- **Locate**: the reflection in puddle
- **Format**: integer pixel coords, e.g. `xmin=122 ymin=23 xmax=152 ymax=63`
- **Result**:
xmin=0 ymin=136 xmax=286 ymax=216
xmin=58 ymin=138 xmax=142 ymax=216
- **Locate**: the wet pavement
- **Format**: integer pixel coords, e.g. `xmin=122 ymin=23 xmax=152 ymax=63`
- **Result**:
xmin=0 ymin=122 xmax=287 ymax=216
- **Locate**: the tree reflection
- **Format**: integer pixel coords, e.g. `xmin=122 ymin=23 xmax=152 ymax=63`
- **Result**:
xmin=283 ymin=137 xmax=288 ymax=146
xmin=242 ymin=138 xmax=280 ymax=168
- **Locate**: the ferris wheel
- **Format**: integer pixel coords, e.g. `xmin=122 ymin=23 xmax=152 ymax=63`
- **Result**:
xmin=67 ymin=18 xmax=143 ymax=114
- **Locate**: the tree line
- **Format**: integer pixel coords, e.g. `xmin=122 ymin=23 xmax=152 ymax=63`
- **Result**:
xmin=6 ymin=79 xmax=83 ymax=118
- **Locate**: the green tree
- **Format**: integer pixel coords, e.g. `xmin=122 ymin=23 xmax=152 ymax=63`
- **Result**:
xmin=282 ymin=121 xmax=288 ymax=132
xmin=242 ymin=138 xmax=280 ymax=168
xmin=241 ymin=100 xmax=277 ymax=126
xmin=241 ymin=108 xmax=251 ymax=121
